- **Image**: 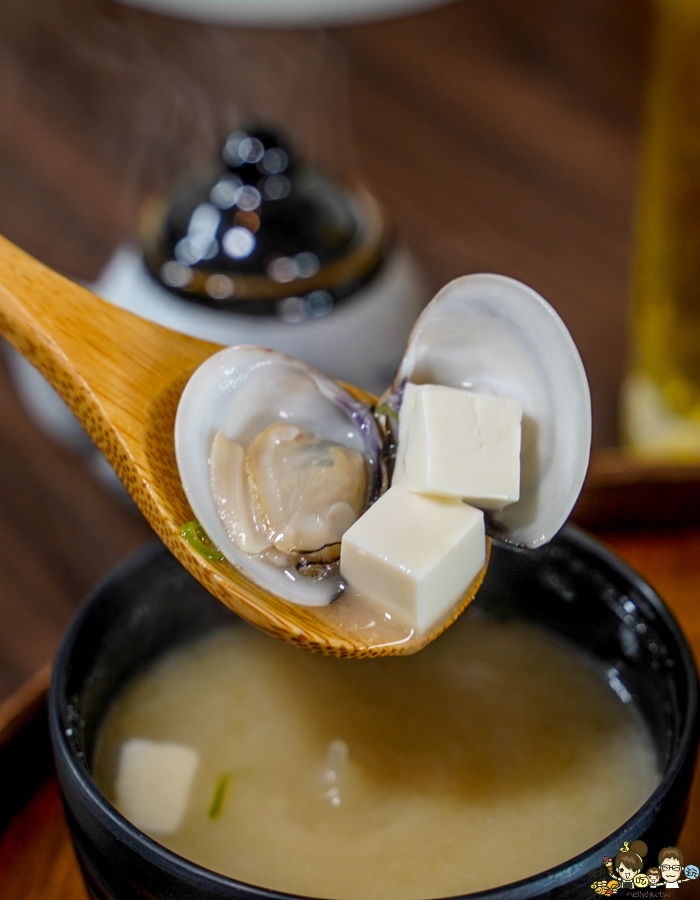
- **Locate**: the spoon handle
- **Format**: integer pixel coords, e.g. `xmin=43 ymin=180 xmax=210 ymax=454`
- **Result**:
xmin=0 ymin=236 xmax=372 ymax=654
xmin=0 ymin=234 xmax=219 ymax=484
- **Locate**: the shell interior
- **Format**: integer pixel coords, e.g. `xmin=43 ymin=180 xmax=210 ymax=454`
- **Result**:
xmin=392 ymin=274 xmax=591 ymax=548
xmin=175 ymin=345 xmax=383 ymax=606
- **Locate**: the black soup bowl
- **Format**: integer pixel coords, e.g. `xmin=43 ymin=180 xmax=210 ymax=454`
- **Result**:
xmin=49 ymin=526 xmax=699 ymax=900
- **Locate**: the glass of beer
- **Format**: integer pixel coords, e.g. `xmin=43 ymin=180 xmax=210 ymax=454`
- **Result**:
xmin=623 ymin=0 xmax=700 ymax=458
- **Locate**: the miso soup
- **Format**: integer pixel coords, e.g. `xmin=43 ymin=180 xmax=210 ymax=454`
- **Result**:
xmin=94 ymin=612 xmax=659 ymax=899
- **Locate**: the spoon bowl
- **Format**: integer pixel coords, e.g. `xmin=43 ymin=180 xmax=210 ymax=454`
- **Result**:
xmin=0 ymin=235 xmax=487 ymax=657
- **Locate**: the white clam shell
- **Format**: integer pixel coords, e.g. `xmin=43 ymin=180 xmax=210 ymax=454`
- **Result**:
xmin=175 ymin=345 xmax=383 ymax=606
xmin=393 ymin=274 xmax=591 ymax=548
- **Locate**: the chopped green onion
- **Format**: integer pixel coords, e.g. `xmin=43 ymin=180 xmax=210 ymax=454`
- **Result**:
xmin=208 ymin=774 xmax=230 ymax=819
xmin=181 ymin=521 xmax=225 ymax=562
xmin=374 ymin=402 xmax=399 ymax=422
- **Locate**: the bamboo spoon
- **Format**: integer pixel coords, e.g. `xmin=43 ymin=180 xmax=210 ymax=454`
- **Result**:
xmin=0 ymin=235 xmax=488 ymax=657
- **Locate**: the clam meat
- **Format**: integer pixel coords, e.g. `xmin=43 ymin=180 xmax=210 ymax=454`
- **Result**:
xmin=210 ymin=422 xmax=367 ymax=564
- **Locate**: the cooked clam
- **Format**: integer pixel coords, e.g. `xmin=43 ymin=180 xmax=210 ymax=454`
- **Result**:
xmin=211 ymin=422 xmax=367 ymax=564
xmin=175 ymin=346 xmax=384 ymax=606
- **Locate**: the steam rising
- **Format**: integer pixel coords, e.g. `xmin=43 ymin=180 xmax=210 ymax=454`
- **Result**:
xmin=0 ymin=0 xmax=355 ymax=276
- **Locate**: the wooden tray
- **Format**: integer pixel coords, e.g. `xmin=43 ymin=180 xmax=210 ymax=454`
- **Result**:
xmin=2 ymin=660 xmax=699 ymax=900
xmin=574 ymin=449 xmax=700 ymax=531
xmin=0 ymin=667 xmax=88 ymax=900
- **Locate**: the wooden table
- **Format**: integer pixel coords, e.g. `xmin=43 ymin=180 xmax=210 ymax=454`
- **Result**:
xmin=0 ymin=0 xmax=698 ymax=896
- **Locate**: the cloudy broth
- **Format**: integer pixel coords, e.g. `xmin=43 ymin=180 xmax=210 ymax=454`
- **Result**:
xmin=94 ymin=612 xmax=659 ymax=899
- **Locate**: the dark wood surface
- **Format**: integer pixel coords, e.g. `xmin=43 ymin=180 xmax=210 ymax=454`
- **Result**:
xmin=1 ymin=1 xmax=699 ymax=895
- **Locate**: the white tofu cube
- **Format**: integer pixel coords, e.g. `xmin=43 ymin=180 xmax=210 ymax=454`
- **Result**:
xmin=115 ymin=738 xmax=199 ymax=835
xmin=395 ymin=384 xmax=521 ymax=510
xmin=340 ymin=485 xmax=486 ymax=632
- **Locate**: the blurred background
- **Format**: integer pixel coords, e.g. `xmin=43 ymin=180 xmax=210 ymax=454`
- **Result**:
xmin=0 ymin=0 xmax=681 ymax=704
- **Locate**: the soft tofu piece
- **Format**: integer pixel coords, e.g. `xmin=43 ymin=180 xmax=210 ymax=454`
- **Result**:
xmin=395 ymin=384 xmax=522 ymax=510
xmin=340 ymin=485 xmax=485 ymax=632
xmin=115 ymin=738 xmax=199 ymax=835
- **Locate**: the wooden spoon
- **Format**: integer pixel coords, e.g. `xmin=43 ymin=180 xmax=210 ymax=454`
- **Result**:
xmin=0 ymin=235 xmax=488 ymax=657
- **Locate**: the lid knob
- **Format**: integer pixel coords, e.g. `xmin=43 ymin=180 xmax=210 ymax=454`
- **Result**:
xmin=142 ymin=126 xmax=388 ymax=318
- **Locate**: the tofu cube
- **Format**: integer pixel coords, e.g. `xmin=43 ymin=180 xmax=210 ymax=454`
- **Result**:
xmin=340 ymin=485 xmax=486 ymax=632
xmin=395 ymin=384 xmax=521 ymax=510
xmin=115 ymin=738 xmax=199 ymax=834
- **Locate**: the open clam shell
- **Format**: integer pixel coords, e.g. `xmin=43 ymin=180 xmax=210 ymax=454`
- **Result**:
xmin=175 ymin=274 xmax=590 ymax=621
xmin=175 ymin=345 xmax=384 ymax=606
xmin=391 ymin=273 xmax=591 ymax=548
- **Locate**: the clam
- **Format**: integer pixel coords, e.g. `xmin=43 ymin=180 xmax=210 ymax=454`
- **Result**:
xmin=175 ymin=345 xmax=384 ymax=606
xmin=387 ymin=273 xmax=591 ymax=548
xmin=175 ymin=273 xmax=591 ymax=614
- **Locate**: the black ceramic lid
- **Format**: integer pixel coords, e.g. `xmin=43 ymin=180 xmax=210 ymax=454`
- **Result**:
xmin=141 ymin=127 xmax=389 ymax=317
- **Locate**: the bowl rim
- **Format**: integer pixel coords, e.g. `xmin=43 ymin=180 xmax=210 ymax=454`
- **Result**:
xmin=49 ymin=525 xmax=700 ymax=900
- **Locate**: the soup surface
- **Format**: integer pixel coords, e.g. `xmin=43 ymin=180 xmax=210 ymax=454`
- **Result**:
xmin=94 ymin=612 xmax=659 ymax=899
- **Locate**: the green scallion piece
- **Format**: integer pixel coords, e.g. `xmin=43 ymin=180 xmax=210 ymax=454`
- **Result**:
xmin=374 ymin=402 xmax=399 ymax=422
xmin=181 ymin=521 xmax=225 ymax=562
xmin=208 ymin=774 xmax=230 ymax=819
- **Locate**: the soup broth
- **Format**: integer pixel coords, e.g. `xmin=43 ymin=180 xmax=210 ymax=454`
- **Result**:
xmin=94 ymin=612 xmax=659 ymax=899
